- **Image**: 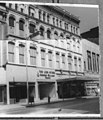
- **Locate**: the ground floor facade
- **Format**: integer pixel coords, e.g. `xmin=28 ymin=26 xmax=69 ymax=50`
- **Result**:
xmin=0 ymin=64 xmax=99 ymax=105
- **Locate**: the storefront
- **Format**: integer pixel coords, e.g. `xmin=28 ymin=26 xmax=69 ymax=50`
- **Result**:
xmin=9 ymin=82 xmax=35 ymax=104
xmin=37 ymin=69 xmax=57 ymax=101
xmin=57 ymin=75 xmax=99 ymax=99
xmin=0 ymin=85 xmax=6 ymax=104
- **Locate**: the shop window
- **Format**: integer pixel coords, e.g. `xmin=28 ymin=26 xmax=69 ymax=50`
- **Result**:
xmin=8 ymin=42 xmax=15 ymax=62
xmin=19 ymin=19 xmax=25 ymax=31
xmin=29 ymin=23 xmax=36 ymax=33
xmin=47 ymin=29 xmax=51 ymax=39
xmin=48 ymin=51 xmax=52 ymax=67
xmin=19 ymin=44 xmax=25 ymax=64
xmin=41 ymin=49 xmax=45 ymax=66
xmin=9 ymin=16 xmax=15 ymax=27
xmin=30 ymin=47 xmax=36 ymax=65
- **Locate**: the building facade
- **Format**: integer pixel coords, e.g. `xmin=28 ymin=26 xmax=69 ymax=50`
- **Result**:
xmin=82 ymin=29 xmax=99 ymax=96
xmin=0 ymin=3 xmax=84 ymax=104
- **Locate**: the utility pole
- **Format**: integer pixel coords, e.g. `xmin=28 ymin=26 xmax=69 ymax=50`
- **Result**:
xmin=26 ymin=31 xmax=40 ymax=105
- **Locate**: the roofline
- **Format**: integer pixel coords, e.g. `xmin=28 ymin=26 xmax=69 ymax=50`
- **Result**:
xmin=49 ymin=6 xmax=80 ymax=23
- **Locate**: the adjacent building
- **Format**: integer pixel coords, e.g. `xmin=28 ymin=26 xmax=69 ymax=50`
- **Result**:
xmin=0 ymin=3 xmax=84 ymax=104
xmin=81 ymin=27 xmax=99 ymax=96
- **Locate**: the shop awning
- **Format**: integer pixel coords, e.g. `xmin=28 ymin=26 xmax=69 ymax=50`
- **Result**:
xmin=57 ymin=75 xmax=99 ymax=82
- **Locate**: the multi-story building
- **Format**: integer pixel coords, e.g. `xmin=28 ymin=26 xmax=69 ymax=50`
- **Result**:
xmin=0 ymin=3 xmax=84 ymax=104
xmin=81 ymin=27 xmax=99 ymax=96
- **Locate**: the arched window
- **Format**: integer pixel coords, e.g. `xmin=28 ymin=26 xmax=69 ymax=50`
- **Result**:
xmin=60 ymin=33 xmax=64 ymax=39
xmin=19 ymin=19 xmax=25 ymax=31
xmin=47 ymin=29 xmax=51 ymax=39
xmin=9 ymin=16 xmax=15 ymax=27
xmin=29 ymin=23 xmax=36 ymax=33
xmin=40 ymin=27 xmax=44 ymax=37
xmin=54 ymin=31 xmax=58 ymax=40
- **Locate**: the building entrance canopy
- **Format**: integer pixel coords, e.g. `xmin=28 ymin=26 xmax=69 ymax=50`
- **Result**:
xmin=57 ymin=75 xmax=99 ymax=82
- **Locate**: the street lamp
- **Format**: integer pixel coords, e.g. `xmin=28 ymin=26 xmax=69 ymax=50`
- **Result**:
xmin=25 ymin=31 xmax=40 ymax=105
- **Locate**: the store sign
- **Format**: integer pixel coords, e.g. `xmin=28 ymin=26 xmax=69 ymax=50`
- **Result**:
xmin=37 ymin=70 xmax=55 ymax=79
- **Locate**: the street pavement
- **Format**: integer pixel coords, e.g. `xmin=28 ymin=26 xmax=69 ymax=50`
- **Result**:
xmin=0 ymin=96 xmax=100 ymax=116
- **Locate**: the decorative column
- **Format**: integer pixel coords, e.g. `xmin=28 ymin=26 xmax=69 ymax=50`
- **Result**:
xmin=35 ymin=81 xmax=40 ymax=101
xmin=55 ymin=81 xmax=58 ymax=99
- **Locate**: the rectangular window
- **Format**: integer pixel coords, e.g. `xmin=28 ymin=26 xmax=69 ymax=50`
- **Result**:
xmin=60 ymin=20 xmax=62 ymax=28
xmin=78 ymin=58 xmax=82 ymax=71
xmin=15 ymin=4 xmax=18 ymax=10
xmin=68 ymin=55 xmax=72 ymax=71
xmin=62 ymin=54 xmax=65 ymax=69
xmin=56 ymin=18 xmax=58 ymax=26
xmin=48 ymin=51 xmax=52 ymax=67
xmin=56 ymin=53 xmax=60 ymax=69
xmin=41 ymin=50 xmax=45 ymax=66
xmin=30 ymin=47 xmax=36 ymax=65
xmin=74 ymin=57 xmax=77 ymax=71
xmin=8 ymin=42 xmax=15 ymax=62
xmin=43 ymin=13 xmax=45 ymax=22
xmin=84 ymin=61 xmax=86 ymax=71
xmin=9 ymin=3 xmax=12 ymax=8
xmin=53 ymin=17 xmax=55 ymax=26
xmin=97 ymin=54 xmax=99 ymax=73
xmin=47 ymin=14 xmax=50 ymax=23
xmin=92 ymin=52 xmax=96 ymax=72
xmin=19 ymin=44 xmax=25 ymax=64
xmin=29 ymin=24 xmax=35 ymax=33
xmin=87 ymin=51 xmax=92 ymax=71
xmin=21 ymin=8 xmax=24 ymax=13
xmin=67 ymin=43 xmax=70 ymax=50
xmin=39 ymin=10 xmax=41 ymax=20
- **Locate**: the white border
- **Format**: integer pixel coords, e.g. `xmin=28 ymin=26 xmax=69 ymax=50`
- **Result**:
xmin=0 ymin=1 xmax=99 ymax=8
xmin=0 ymin=0 xmax=99 ymax=118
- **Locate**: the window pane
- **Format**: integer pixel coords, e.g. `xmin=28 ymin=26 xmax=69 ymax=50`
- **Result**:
xmin=9 ymin=17 xmax=15 ymax=27
xmin=30 ymin=47 xmax=36 ymax=65
xmin=19 ymin=20 xmax=24 ymax=31
xmin=8 ymin=43 xmax=15 ymax=62
xmin=19 ymin=45 xmax=24 ymax=63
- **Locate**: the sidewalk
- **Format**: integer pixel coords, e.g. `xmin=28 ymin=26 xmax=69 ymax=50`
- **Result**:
xmin=0 ymin=95 xmax=99 ymax=112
